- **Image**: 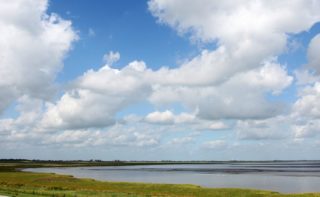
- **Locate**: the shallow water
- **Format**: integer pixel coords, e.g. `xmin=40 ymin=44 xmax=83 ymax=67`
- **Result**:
xmin=24 ymin=161 xmax=320 ymax=193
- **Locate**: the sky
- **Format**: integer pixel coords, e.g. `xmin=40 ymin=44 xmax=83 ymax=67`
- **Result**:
xmin=1 ymin=0 xmax=320 ymax=160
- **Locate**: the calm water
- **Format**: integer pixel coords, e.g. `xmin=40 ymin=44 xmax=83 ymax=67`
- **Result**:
xmin=24 ymin=161 xmax=320 ymax=193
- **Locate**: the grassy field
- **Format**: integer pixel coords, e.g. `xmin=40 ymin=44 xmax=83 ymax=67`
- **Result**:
xmin=0 ymin=160 xmax=320 ymax=197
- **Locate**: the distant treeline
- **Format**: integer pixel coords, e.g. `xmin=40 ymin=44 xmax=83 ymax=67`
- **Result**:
xmin=1 ymin=159 xmax=319 ymax=163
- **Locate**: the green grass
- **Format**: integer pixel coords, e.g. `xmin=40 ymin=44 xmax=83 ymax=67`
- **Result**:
xmin=0 ymin=161 xmax=320 ymax=197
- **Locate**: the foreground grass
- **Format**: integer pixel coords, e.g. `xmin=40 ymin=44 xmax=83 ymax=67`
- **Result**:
xmin=2 ymin=172 xmax=320 ymax=197
xmin=1 ymin=161 xmax=320 ymax=196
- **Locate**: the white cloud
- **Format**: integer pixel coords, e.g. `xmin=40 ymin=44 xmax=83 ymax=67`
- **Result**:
xmin=307 ymin=34 xmax=320 ymax=73
xmin=1 ymin=116 xmax=164 ymax=148
xmin=0 ymin=95 xmax=44 ymax=143
xmin=103 ymin=51 xmax=120 ymax=65
xmin=145 ymin=1 xmax=316 ymax=127
xmin=145 ymin=110 xmax=175 ymax=124
xmin=14 ymin=95 xmax=44 ymax=127
xmin=42 ymin=130 xmax=102 ymax=147
xmin=208 ymin=121 xmax=228 ymax=130
xmin=98 ymin=123 xmax=161 ymax=148
xmin=39 ymin=90 xmax=116 ymax=130
xmin=149 ymin=0 xmax=320 ymax=83
xmin=150 ymin=61 xmax=292 ymax=120
xmin=150 ymin=46 xmax=292 ymax=88
xmin=0 ymin=119 xmax=14 ymax=136
xmin=4 ymin=0 xmax=306 ymax=135
xmin=40 ymin=61 xmax=151 ymax=130
xmin=293 ymin=119 xmax=320 ymax=139
xmin=146 ymin=0 xmax=306 ymax=121
xmin=133 ymin=132 xmax=159 ymax=147
xmin=236 ymin=117 xmax=289 ymax=140
xmin=151 ymin=48 xmax=241 ymax=86
xmin=0 ymin=0 xmax=77 ymax=113
xmin=128 ymin=111 xmax=229 ymax=132
xmin=292 ymin=82 xmax=320 ymax=139
xmin=293 ymin=82 xmax=320 ymax=119
xmin=120 ymin=111 xmax=230 ymax=135
xmin=145 ymin=110 xmax=195 ymax=124
xmin=291 ymin=35 xmax=320 ymax=139
xmin=149 ymin=0 xmax=320 ymax=43
xmin=234 ymin=60 xmax=293 ymax=95
xmin=168 ymin=136 xmax=193 ymax=145
xmin=2 ymin=0 xmax=320 ymax=155
xmin=202 ymin=140 xmax=227 ymax=150
xmin=294 ymin=69 xmax=319 ymax=85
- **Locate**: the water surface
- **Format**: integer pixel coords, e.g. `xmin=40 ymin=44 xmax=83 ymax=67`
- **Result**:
xmin=24 ymin=161 xmax=320 ymax=193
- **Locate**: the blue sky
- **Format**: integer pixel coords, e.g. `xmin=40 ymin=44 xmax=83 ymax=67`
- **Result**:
xmin=1 ymin=0 xmax=320 ymax=160
xmin=49 ymin=0 xmax=196 ymax=82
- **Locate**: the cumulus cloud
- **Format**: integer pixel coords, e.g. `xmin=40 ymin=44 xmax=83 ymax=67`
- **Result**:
xmin=167 ymin=136 xmax=193 ymax=146
xmin=0 ymin=0 xmax=77 ymax=113
xmin=103 ymin=51 xmax=120 ymax=65
xmin=208 ymin=121 xmax=228 ymax=130
xmin=151 ymin=48 xmax=241 ymax=86
xmin=0 ymin=95 xmax=44 ymax=143
xmin=145 ymin=110 xmax=195 ymax=124
xmin=307 ymin=34 xmax=320 ymax=73
xmin=117 ymin=110 xmax=228 ymax=135
xmin=146 ymin=0 xmax=311 ymax=120
xmin=40 ymin=60 xmax=152 ymax=130
xmin=290 ymin=34 xmax=320 ymax=139
xmin=149 ymin=0 xmax=320 ymax=43
xmin=145 ymin=110 xmax=175 ymax=124
xmin=98 ymin=123 xmax=161 ymax=148
xmin=144 ymin=110 xmax=231 ymax=132
xmin=293 ymin=120 xmax=320 ymax=139
xmin=2 ymin=116 xmax=163 ymax=149
xmin=1 ymin=0 xmax=320 ymax=155
xmin=291 ymin=82 xmax=320 ymax=139
xmin=293 ymin=82 xmax=320 ymax=119
xmin=148 ymin=0 xmax=320 ymax=84
xmin=150 ymin=60 xmax=292 ymax=120
xmin=42 ymin=130 xmax=102 ymax=147
xmin=236 ymin=117 xmax=289 ymax=140
xmin=202 ymin=140 xmax=227 ymax=150
xmin=21 ymin=0 xmax=316 ymax=134
xmin=0 ymin=119 xmax=13 ymax=136
xmin=291 ymin=33 xmax=320 ymax=139
xmin=294 ymin=69 xmax=319 ymax=85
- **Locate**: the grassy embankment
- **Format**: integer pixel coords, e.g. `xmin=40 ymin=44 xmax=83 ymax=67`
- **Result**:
xmin=0 ymin=160 xmax=320 ymax=197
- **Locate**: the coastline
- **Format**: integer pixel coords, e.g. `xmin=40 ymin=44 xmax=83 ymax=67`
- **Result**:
xmin=1 ymin=160 xmax=320 ymax=196
xmin=0 ymin=171 xmax=315 ymax=197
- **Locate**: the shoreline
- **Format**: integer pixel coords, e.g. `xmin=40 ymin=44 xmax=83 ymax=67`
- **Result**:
xmin=1 ymin=170 xmax=320 ymax=197
xmin=1 ymin=161 xmax=320 ymax=196
xmin=22 ymin=165 xmax=320 ymax=194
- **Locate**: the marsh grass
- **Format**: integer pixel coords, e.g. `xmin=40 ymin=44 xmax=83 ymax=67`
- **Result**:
xmin=2 ymin=171 xmax=320 ymax=197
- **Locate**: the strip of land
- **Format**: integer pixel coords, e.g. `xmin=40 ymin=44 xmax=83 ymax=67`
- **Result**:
xmin=1 ymin=160 xmax=320 ymax=197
